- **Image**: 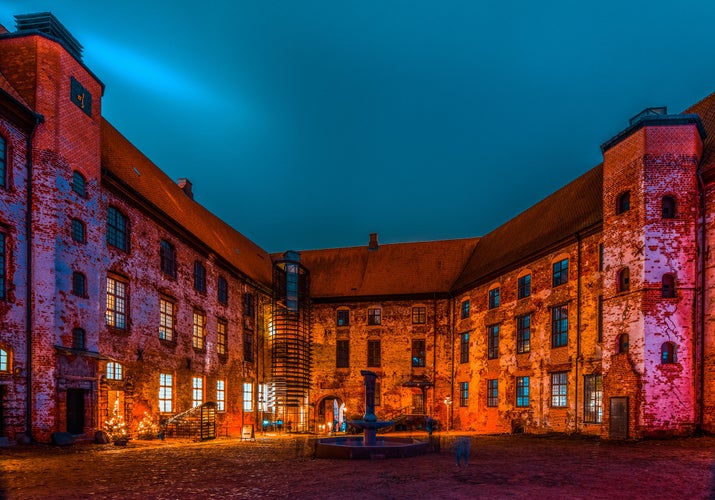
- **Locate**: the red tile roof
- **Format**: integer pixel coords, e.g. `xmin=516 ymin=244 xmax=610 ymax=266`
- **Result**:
xmin=298 ymin=237 xmax=480 ymax=299
xmin=452 ymin=165 xmax=603 ymax=292
xmin=100 ymin=119 xmax=273 ymax=287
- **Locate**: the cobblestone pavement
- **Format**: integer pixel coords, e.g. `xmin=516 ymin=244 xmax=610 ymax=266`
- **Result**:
xmin=0 ymin=433 xmax=713 ymax=499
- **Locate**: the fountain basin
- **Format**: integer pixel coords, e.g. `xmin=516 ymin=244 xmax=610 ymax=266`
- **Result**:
xmin=314 ymin=436 xmax=429 ymax=459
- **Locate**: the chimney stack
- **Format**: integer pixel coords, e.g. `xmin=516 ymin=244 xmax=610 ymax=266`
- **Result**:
xmin=368 ymin=233 xmax=379 ymax=251
xmin=177 ymin=178 xmax=193 ymax=200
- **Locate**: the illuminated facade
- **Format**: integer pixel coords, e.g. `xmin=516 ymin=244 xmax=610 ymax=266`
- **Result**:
xmin=0 ymin=13 xmax=713 ymax=443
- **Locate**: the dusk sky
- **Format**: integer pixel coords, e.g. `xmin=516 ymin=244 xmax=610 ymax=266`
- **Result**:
xmin=3 ymin=1 xmax=715 ymax=252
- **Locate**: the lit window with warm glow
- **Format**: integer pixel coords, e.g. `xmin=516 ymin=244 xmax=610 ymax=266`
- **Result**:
xmin=217 ymin=319 xmax=227 ymax=356
xmin=192 ymin=309 xmax=206 ymax=350
xmin=106 ymin=276 xmax=127 ymax=330
xmin=243 ymin=382 xmax=253 ymax=412
xmin=159 ymin=373 xmax=173 ymax=413
xmin=192 ymin=377 xmax=203 ymax=407
xmin=216 ymin=380 xmax=225 ymax=412
xmin=159 ymin=297 xmax=175 ymax=341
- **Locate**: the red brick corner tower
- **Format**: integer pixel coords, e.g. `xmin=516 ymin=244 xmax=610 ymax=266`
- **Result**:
xmin=600 ymin=108 xmax=704 ymax=438
xmin=0 ymin=13 xmax=104 ymax=441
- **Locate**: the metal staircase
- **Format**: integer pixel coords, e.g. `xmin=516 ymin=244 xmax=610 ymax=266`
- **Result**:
xmin=161 ymin=402 xmax=217 ymax=441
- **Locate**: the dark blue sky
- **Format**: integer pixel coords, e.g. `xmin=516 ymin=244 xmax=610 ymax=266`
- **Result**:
xmin=4 ymin=2 xmax=715 ymax=252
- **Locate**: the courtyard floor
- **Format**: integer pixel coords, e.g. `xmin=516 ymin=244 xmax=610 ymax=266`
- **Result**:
xmin=0 ymin=432 xmax=713 ymax=499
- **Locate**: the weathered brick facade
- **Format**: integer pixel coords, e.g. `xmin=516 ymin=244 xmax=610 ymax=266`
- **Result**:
xmin=0 ymin=14 xmax=714 ymax=443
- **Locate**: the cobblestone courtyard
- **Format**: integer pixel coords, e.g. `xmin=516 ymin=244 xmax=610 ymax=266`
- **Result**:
xmin=1 ymin=433 xmax=713 ymax=499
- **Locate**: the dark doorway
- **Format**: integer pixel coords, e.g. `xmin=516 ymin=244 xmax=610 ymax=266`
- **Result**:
xmin=609 ymin=397 xmax=628 ymax=439
xmin=412 ymin=393 xmax=425 ymax=414
xmin=66 ymin=389 xmax=85 ymax=435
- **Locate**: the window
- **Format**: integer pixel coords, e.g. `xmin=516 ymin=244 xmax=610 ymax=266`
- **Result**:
xmin=243 ymin=382 xmax=253 ymax=412
xmin=243 ymin=293 xmax=254 ymax=317
xmin=159 ymin=373 xmax=173 ymax=413
xmin=72 ymin=171 xmax=86 ymax=197
xmin=551 ymin=305 xmax=568 ymax=348
xmin=459 ymin=382 xmax=469 ymax=407
xmin=584 ymin=374 xmax=603 ymax=423
xmin=0 ymin=136 xmax=6 ymax=188
xmin=217 ymin=276 xmax=228 ymax=305
xmin=488 ymin=288 xmax=500 ymax=309
xmin=368 ymin=308 xmax=381 ymax=326
xmin=597 ymin=296 xmax=603 ymax=343
xmin=192 ymin=309 xmax=206 ymax=350
xmin=412 ymin=339 xmax=426 ymax=367
xmin=551 ymin=372 xmax=568 ymax=407
xmin=158 ymin=297 xmax=175 ymax=341
xmin=217 ymin=319 xmax=227 ymax=356
xmin=662 ymin=274 xmax=676 ymax=298
xmin=662 ymin=196 xmax=676 ymax=219
xmin=0 ymin=348 xmax=8 ymax=372
xmin=106 ymin=362 xmax=123 ymax=380
xmin=244 ymin=331 xmax=254 ymax=362
xmin=618 ymin=334 xmax=629 ymax=353
xmin=367 ymin=339 xmax=381 ymax=367
xmin=599 ymin=243 xmax=604 ymax=272
xmin=518 ymin=274 xmax=531 ymax=299
xmin=516 ymin=376 xmax=530 ymax=407
xmin=460 ymin=332 xmax=470 ymax=364
xmin=617 ymin=191 xmax=631 ymax=214
xmin=618 ymin=267 xmax=630 ymax=293
xmin=460 ymin=300 xmax=470 ymax=319
xmin=107 ymin=207 xmax=128 ymax=251
xmin=160 ymin=239 xmax=176 ymax=277
xmin=0 ymin=232 xmax=5 ymax=299
xmin=552 ymin=259 xmax=568 ymax=287
xmin=72 ymin=272 xmax=87 ymax=297
xmin=336 ymin=340 xmax=349 ymax=368
xmin=661 ymin=342 xmax=677 ymax=364
xmin=192 ymin=377 xmax=203 ymax=407
xmin=337 ymin=309 xmax=349 ymax=327
xmin=516 ymin=315 xmax=530 ymax=354
xmin=412 ymin=306 xmax=426 ymax=324
xmin=216 ymin=380 xmax=226 ymax=412
xmin=71 ymin=218 xmax=86 ymax=243
xmin=72 ymin=328 xmax=86 ymax=349
xmin=193 ymin=261 xmax=206 ymax=293
xmin=106 ymin=276 xmax=127 ymax=330
xmin=487 ymin=379 xmax=498 ymax=407
xmin=487 ymin=325 xmax=499 ymax=360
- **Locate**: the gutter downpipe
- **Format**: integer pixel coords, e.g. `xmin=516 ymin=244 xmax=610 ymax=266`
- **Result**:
xmin=697 ymin=171 xmax=707 ymax=432
xmin=25 ymin=114 xmax=42 ymax=441
xmin=575 ymin=232 xmax=582 ymax=434
xmin=449 ymin=293 xmax=455 ymax=432
xmin=432 ymin=292 xmax=438 ymax=417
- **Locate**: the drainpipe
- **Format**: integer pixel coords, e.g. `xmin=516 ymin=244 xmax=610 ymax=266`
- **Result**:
xmin=432 ymin=293 xmax=437 ymax=417
xmin=575 ymin=232 xmax=582 ymax=433
xmin=449 ymin=294 xmax=455 ymax=431
xmin=697 ymin=171 xmax=707 ymax=432
xmin=25 ymin=114 xmax=43 ymax=441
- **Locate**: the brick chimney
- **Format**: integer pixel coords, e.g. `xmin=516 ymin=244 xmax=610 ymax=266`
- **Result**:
xmin=177 ymin=178 xmax=193 ymax=200
xmin=368 ymin=233 xmax=378 ymax=251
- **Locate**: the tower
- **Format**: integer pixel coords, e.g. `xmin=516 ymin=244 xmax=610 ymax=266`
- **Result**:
xmin=600 ymin=107 xmax=704 ymax=438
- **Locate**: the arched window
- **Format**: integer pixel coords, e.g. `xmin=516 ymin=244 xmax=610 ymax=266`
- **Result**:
xmin=618 ymin=334 xmax=629 ymax=353
xmin=662 ymin=274 xmax=676 ymax=298
xmin=618 ymin=267 xmax=630 ymax=293
xmin=0 ymin=347 xmax=8 ymax=371
xmin=661 ymin=342 xmax=677 ymax=364
xmin=617 ymin=191 xmax=631 ymax=214
xmin=72 ymin=328 xmax=86 ymax=350
xmin=72 ymin=272 xmax=86 ymax=297
xmin=662 ymin=196 xmax=676 ymax=219
xmin=106 ymin=362 xmax=123 ymax=380
xmin=72 ymin=171 xmax=86 ymax=198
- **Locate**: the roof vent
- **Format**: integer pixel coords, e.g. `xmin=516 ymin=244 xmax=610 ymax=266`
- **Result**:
xmin=15 ymin=13 xmax=83 ymax=60
xmin=629 ymin=106 xmax=667 ymax=126
xmin=368 ymin=233 xmax=379 ymax=251
xmin=177 ymin=178 xmax=193 ymax=200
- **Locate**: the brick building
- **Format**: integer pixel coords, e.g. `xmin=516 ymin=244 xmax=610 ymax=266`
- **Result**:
xmin=0 ymin=13 xmax=713 ymax=443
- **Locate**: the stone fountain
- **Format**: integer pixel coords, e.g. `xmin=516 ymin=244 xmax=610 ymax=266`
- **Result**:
xmin=314 ymin=370 xmax=429 ymax=459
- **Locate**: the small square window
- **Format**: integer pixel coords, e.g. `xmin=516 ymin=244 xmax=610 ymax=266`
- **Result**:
xmin=368 ymin=308 xmax=381 ymax=326
xmin=412 ymin=306 xmax=426 ymax=324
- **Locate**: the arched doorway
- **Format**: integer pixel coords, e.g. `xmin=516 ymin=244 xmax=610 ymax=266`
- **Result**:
xmin=316 ymin=396 xmax=345 ymax=433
